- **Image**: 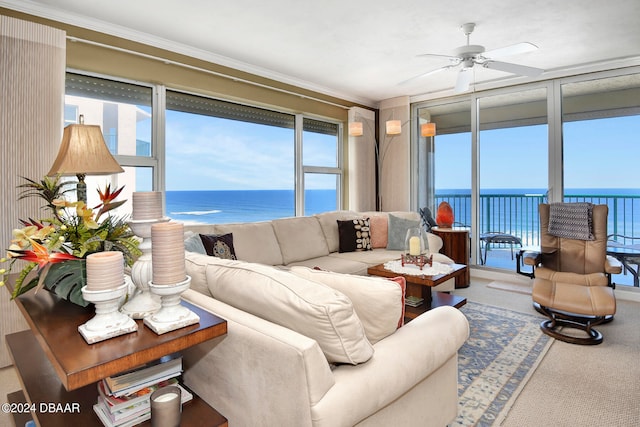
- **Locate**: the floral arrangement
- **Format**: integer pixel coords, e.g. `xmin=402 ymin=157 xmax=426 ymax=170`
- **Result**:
xmin=1 ymin=175 xmax=141 ymax=306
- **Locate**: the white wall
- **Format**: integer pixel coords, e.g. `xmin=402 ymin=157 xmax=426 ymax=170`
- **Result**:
xmin=379 ymin=96 xmax=411 ymax=211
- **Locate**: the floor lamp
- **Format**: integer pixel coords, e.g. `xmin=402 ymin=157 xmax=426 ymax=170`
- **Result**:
xmin=48 ymin=115 xmax=123 ymax=203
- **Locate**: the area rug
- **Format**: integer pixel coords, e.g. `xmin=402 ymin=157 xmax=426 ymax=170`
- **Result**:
xmin=453 ymin=302 xmax=553 ymax=426
xmin=486 ymin=281 xmax=532 ymax=295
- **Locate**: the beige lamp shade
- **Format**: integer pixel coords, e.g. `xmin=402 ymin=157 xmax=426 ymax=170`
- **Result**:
xmin=421 ymin=122 xmax=436 ymax=137
xmin=48 ymin=123 xmax=124 ymax=176
xmin=386 ymin=120 xmax=401 ymax=135
xmin=348 ymin=121 xmax=364 ymax=137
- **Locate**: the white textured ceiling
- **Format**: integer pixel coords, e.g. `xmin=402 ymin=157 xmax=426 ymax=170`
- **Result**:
xmin=3 ymin=0 xmax=640 ymax=106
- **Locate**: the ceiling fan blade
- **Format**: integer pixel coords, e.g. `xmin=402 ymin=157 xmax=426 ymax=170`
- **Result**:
xmin=398 ymin=65 xmax=455 ymax=85
xmin=416 ymin=53 xmax=459 ymax=60
xmin=483 ymin=42 xmax=538 ymax=59
xmin=484 ymin=60 xmax=543 ymax=77
xmin=454 ymin=68 xmax=472 ymax=93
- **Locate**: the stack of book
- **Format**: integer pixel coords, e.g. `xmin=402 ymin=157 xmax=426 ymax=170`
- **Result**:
xmin=405 ymin=295 xmax=424 ymax=307
xmin=93 ymin=356 xmax=193 ymax=427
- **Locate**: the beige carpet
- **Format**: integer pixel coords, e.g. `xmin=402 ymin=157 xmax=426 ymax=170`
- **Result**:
xmin=454 ymin=278 xmax=640 ymax=427
xmin=486 ymin=281 xmax=532 ymax=295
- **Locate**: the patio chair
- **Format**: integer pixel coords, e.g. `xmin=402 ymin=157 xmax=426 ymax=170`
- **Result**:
xmin=525 ymin=203 xmax=622 ymax=345
xmin=419 ymin=207 xmax=437 ymax=232
xmin=607 ymin=234 xmax=640 ymax=287
xmin=479 ymin=232 xmax=522 ymax=264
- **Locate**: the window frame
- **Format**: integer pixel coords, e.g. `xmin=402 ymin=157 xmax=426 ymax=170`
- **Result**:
xmin=65 ymin=71 xmax=343 ymax=219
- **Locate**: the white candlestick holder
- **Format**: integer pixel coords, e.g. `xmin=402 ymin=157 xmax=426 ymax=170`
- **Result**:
xmin=79 ymin=283 xmax=138 ymax=344
xmin=144 ymin=276 xmax=199 ymax=335
xmin=121 ymin=217 xmax=170 ymax=318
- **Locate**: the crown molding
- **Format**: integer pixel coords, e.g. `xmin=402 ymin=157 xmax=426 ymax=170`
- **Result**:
xmin=0 ymin=0 xmax=377 ymax=108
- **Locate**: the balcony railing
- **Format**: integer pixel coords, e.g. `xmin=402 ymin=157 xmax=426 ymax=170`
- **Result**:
xmin=435 ymin=192 xmax=640 ymax=248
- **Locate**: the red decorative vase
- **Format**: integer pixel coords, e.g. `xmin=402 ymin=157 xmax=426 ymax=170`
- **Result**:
xmin=435 ymin=201 xmax=454 ymax=228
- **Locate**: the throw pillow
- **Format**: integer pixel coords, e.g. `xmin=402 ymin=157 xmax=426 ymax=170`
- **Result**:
xmin=387 ymin=213 xmax=421 ymax=250
xmin=337 ymin=218 xmax=372 ymax=253
xmin=199 ymin=233 xmax=237 ymax=260
xmin=184 ymin=231 xmax=207 ymax=254
xmin=289 ymin=266 xmax=405 ymax=344
xmin=369 ymin=214 xmax=389 ymax=248
xmin=387 ymin=276 xmax=406 ymax=329
xmin=205 ymin=260 xmax=374 ymax=364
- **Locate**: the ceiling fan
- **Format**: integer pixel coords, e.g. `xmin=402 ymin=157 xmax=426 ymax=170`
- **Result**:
xmin=403 ymin=23 xmax=544 ymax=92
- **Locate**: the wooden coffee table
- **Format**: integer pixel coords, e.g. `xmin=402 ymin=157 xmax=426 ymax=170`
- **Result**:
xmin=367 ymin=262 xmax=467 ymax=320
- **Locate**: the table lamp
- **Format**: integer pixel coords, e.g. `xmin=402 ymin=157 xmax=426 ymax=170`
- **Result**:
xmin=48 ymin=115 xmax=124 ymax=203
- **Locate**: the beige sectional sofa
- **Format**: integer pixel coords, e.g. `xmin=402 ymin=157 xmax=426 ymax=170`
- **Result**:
xmin=182 ymin=210 xmax=454 ymax=276
xmin=179 ymin=211 xmax=469 ymax=426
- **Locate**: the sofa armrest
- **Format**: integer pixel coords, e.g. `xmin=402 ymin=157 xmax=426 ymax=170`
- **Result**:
xmin=311 ymin=306 xmax=469 ymax=427
xmin=425 ymin=232 xmax=443 ymax=254
xmin=180 ymin=289 xmax=335 ymax=426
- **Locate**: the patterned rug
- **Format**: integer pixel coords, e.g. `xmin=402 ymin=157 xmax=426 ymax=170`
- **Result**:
xmin=453 ymin=302 xmax=553 ymax=426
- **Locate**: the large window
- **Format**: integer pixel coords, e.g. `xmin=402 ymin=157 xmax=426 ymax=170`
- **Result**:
xmin=562 ymin=73 xmax=640 ymax=242
xmin=478 ymin=87 xmax=548 ymax=250
xmin=64 ymin=73 xmax=342 ymax=225
xmin=64 ymin=73 xmax=154 ymax=213
xmin=302 ymin=118 xmax=341 ymax=215
xmin=413 ymin=67 xmax=640 ymax=285
xmin=164 ymin=91 xmax=342 ymax=224
xmin=165 ymin=91 xmax=296 ymax=223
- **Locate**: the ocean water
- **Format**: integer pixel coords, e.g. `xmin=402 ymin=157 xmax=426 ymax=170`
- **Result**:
xmin=166 ymin=189 xmax=336 ymax=224
xmin=166 ymin=188 xmax=639 ymax=244
xmin=435 ymin=188 xmax=640 ymax=245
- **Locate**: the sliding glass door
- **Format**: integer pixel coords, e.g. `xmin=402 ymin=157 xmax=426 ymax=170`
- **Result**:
xmin=478 ymin=87 xmax=548 ymax=267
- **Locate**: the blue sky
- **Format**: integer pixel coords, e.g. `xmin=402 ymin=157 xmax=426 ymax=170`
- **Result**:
xmin=164 ymin=111 xmax=338 ymax=191
xmin=156 ymin=111 xmax=638 ymax=192
xmin=436 ymin=115 xmax=639 ymax=191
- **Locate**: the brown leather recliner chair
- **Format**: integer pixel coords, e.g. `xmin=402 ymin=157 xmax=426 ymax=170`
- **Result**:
xmin=526 ymin=203 xmax=622 ymax=345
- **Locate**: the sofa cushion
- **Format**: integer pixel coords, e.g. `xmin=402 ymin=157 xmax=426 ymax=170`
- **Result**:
xmin=215 ymin=221 xmax=283 ymax=265
xmin=329 ymin=248 xmax=405 ymax=267
xmin=200 ymin=233 xmax=237 ymax=259
xmin=289 ymin=266 xmax=404 ymax=344
xmin=184 ymin=231 xmax=206 ymax=254
xmin=337 ymin=218 xmax=372 ymax=253
xmin=287 ymin=256 xmax=370 ymax=275
xmin=314 ymin=210 xmax=361 ymax=253
xmin=272 ymin=216 xmax=330 ymax=264
xmin=204 ymin=258 xmax=373 ymax=364
xmin=184 ymin=251 xmax=216 ymax=296
xmin=387 ymin=213 xmax=422 ymax=250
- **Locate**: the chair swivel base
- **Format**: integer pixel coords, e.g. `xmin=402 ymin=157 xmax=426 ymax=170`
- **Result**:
xmin=534 ymin=303 xmax=610 ymax=345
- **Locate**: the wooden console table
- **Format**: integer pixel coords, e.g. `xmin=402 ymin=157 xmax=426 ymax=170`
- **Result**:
xmin=430 ymin=226 xmax=470 ymax=288
xmin=5 ymin=282 xmax=228 ymax=426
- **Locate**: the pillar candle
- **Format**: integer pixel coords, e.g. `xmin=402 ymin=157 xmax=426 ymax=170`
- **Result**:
xmin=86 ymin=251 xmax=124 ymax=291
xmin=409 ymin=236 xmax=421 ymax=256
xmin=132 ymin=191 xmax=163 ymax=220
xmin=151 ymin=221 xmax=186 ymax=285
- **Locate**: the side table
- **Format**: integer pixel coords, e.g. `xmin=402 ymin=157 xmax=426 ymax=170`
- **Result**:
xmin=430 ymin=226 xmax=470 ymax=288
xmin=4 ymin=278 xmax=228 ymax=426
